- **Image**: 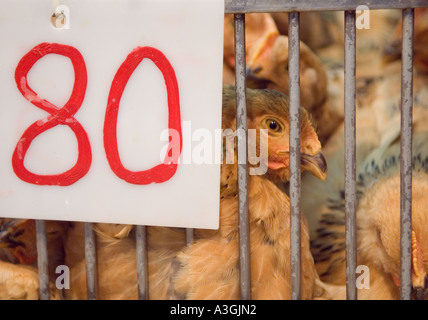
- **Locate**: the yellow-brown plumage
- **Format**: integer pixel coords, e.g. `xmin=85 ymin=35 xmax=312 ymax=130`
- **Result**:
xmin=223 ymin=13 xmax=279 ymax=85
xmin=0 ymin=86 xmax=329 ymax=300
xmin=0 ymin=219 xmax=67 ymax=299
xmin=302 ymin=24 xmax=428 ymax=298
xmin=63 ymin=85 xmax=329 ymax=300
xmin=245 ymin=33 xmax=342 ymax=145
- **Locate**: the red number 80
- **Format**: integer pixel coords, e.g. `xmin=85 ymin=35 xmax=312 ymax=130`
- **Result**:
xmin=13 ymin=43 xmax=182 ymax=186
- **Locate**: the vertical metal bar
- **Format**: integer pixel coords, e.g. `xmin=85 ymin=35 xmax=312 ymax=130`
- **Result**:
xmin=186 ymin=228 xmax=194 ymax=245
xmin=344 ymin=10 xmax=357 ymax=300
xmin=234 ymin=13 xmax=251 ymax=300
xmin=136 ymin=225 xmax=149 ymax=300
xmin=36 ymin=219 xmax=50 ymax=300
xmin=288 ymin=11 xmax=301 ymax=301
xmin=400 ymin=8 xmax=414 ymax=301
xmin=84 ymin=222 xmax=98 ymax=300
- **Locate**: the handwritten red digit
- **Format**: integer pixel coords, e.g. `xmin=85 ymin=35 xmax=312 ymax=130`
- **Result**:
xmin=13 ymin=42 xmax=92 ymax=186
xmin=104 ymin=46 xmax=182 ymax=184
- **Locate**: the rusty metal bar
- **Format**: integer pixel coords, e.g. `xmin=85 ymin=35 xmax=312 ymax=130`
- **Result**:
xmin=35 ymin=219 xmax=50 ymax=300
xmin=84 ymin=222 xmax=98 ymax=300
xmin=224 ymin=0 xmax=427 ymax=13
xmin=136 ymin=225 xmax=149 ymax=300
xmin=400 ymin=7 xmax=414 ymax=301
xmin=288 ymin=11 xmax=301 ymax=301
xmin=344 ymin=10 xmax=357 ymax=300
xmin=234 ymin=13 xmax=251 ymax=300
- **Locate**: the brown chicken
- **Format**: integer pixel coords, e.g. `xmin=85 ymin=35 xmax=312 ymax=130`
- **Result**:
xmin=0 ymin=86 xmax=331 ymax=300
xmin=270 ymin=12 xmax=340 ymax=53
xmin=307 ymin=125 xmax=428 ymax=300
xmin=245 ymin=32 xmax=343 ymax=144
xmin=0 ymin=219 xmax=67 ymax=299
xmin=223 ymin=13 xmax=279 ymax=85
xmin=383 ymin=8 xmax=428 ymax=74
xmin=63 ymin=85 xmax=331 ymax=300
xmin=246 ymin=33 xmax=327 ymax=113
xmin=301 ymin=21 xmax=428 ymax=298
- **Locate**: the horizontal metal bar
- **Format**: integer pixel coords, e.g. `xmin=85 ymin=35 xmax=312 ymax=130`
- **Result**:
xmin=288 ymin=11 xmax=301 ymax=301
xmin=225 ymin=0 xmax=428 ymax=13
xmin=234 ymin=13 xmax=251 ymax=301
xmin=400 ymin=8 xmax=414 ymax=301
xmin=344 ymin=10 xmax=357 ymax=301
xmin=36 ymin=219 xmax=50 ymax=300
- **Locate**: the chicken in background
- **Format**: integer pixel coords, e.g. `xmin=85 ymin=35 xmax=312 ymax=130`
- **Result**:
xmin=301 ymin=14 xmax=428 ymax=297
xmin=64 ymin=85 xmax=335 ymax=300
xmin=306 ymin=120 xmax=428 ymax=299
xmin=223 ymin=13 xmax=279 ymax=85
xmin=63 ymin=222 xmax=139 ymax=300
xmin=270 ymin=11 xmax=341 ymax=54
xmin=245 ymin=32 xmax=343 ymax=144
xmin=383 ymin=8 xmax=428 ymax=74
xmin=354 ymin=9 xmax=401 ymax=79
xmin=355 ymin=130 xmax=428 ymax=300
xmin=0 ymin=218 xmax=67 ymax=299
xmin=224 ymin=11 xmax=349 ymax=145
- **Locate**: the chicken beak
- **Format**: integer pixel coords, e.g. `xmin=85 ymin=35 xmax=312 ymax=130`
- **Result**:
xmin=0 ymin=219 xmax=27 ymax=249
xmin=301 ymin=151 xmax=327 ymax=181
xmin=246 ymin=66 xmax=272 ymax=89
xmin=275 ymin=150 xmax=327 ymax=180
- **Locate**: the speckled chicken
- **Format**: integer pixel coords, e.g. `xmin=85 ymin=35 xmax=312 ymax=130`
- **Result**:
xmin=306 ymin=122 xmax=428 ymax=300
xmin=301 ymin=21 xmax=428 ymax=298
xmin=63 ymin=85 xmax=331 ymax=300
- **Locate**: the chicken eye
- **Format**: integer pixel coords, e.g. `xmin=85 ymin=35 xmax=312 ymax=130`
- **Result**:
xmin=262 ymin=118 xmax=284 ymax=135
xmin=269 ymin=120 xmax=279 ymax=131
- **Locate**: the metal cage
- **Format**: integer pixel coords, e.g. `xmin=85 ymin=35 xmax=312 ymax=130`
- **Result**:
xmin=34 ymin=0 xmax=428 ymax=300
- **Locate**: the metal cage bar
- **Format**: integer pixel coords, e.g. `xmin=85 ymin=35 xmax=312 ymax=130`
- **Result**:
xmin=36 ymin=219 xmax=50 ymax=300
xmin=234 ymin=13 xmax=251 ymax=300
xmin=186 ymin=228 xmax=194 ymax=245
xmin=344 ymin=10 xmax=357 ymax=300
xmin=400 ymin=7 xmax=414 ymax=301
xmin=288 ymin=11 xmax=302 ymax=301
xmin=136 ymin=225 xmax=149 ymax=300
xmin=84 ymin=222 xmax=98 ymax=300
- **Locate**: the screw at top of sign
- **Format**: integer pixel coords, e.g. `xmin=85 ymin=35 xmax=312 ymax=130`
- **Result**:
xmin=51 ymin=5 xmax=70 ymax=29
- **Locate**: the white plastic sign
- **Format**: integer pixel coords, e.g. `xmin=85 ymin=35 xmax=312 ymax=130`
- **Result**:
xmin=0 ymin=0 xmax=224 ymax=229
